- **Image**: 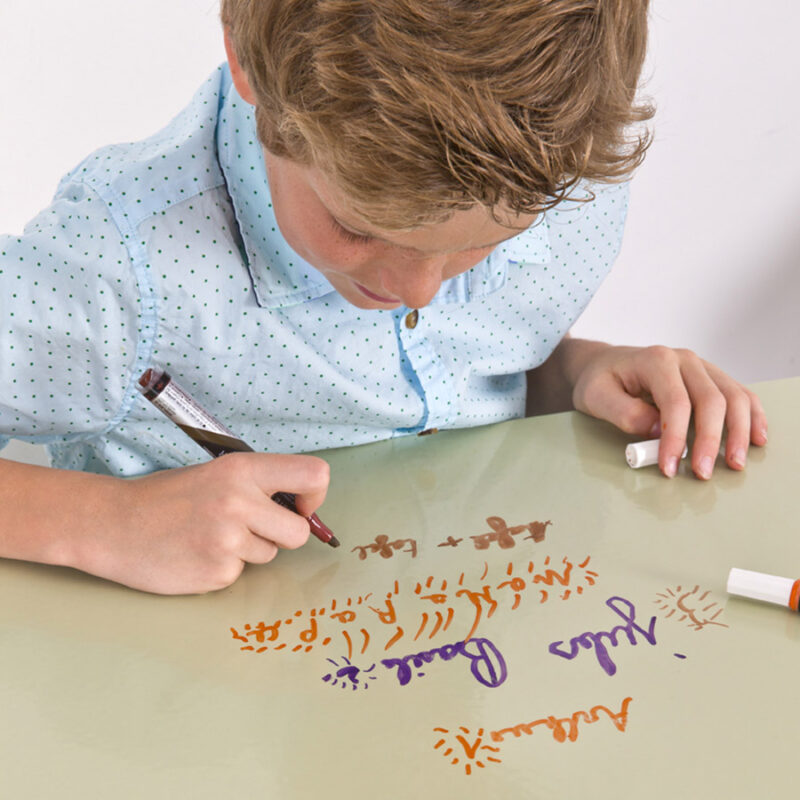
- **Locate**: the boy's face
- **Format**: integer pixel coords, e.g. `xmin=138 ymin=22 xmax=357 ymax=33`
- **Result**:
xmin=265 ymin=152 xmax=536 ymax=310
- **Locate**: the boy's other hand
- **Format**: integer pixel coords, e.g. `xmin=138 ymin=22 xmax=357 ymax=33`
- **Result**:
xmin=78 ymin=453 xmax=330 ymax=594
xmin=570 ymin=343 xmax=768 ymax=479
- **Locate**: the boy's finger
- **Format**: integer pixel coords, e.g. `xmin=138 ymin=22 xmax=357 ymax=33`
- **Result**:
xmin=606 ymin=393 xmax=661 ymax=437
xmin=574 ymin=372 xmax=660 ymax=435
xmin=747 ymin=389 xmax=768 ymax=447
xmin=250 ymin=502 xmax=312 ymax=551
xmin=240 ymin=534 xmax=280 ymax=564
xmin=250 ymin=453 xmax=331 ymax=512
xmin=677 ymin=356 xmax=726 ymax=480
xmin=639 ymin=356 xmax=692 ymax=478
xmin=702 ymin=361 xmax=767 ymax=467
xmin=720 ymin=385 xmax=752 ymax=471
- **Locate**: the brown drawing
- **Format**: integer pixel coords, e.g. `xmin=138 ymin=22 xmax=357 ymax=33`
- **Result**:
xmin=352 ymin=535 xmax=418 ymax=560
xmin=353 ymin=516 xmax=552 ymax=560
xmin=654 ymin=585 xmax=729 ymax=631
xmin=468 ymin=516 xmax=552 ymax=551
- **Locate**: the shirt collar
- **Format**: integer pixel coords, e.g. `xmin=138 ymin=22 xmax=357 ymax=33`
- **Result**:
xmin=217 ymin=70 xmax=334 ymax=309
xmin=216 ymin=66 xmax=552 ymax=310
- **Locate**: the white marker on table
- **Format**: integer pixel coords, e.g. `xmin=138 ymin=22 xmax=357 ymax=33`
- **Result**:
xmin=625 ymin=439 xmax=688 ymax=469
xmin=727 ymin=568 xmax=800 ymax=612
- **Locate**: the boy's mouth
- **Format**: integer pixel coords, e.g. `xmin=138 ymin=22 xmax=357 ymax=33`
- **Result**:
xmin=354 ymin=282 xmax=401 ymax=305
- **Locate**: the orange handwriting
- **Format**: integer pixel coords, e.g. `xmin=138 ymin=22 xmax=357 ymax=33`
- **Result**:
xmin=490 ymin=696 xmax=633 ymax=744
xmin=433 ymin=726 xmax=503 ymax=775
xmin=230 ymin=556 xmax=596 ymax=660
xmin=433 ymin=697 xmax=632 ymax=775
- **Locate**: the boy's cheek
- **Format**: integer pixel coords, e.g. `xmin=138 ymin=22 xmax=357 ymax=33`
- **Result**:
xmin=281 ymin=224 xmax=372 ymax=278
xmin=271 ymin=210 xmax=346 ymax=272
xmin=437 ymin=249 xmax=493 ymax=283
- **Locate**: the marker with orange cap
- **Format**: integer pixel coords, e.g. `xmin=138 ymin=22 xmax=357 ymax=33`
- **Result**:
xmin=727 ymin=567 xmax=800 ymax=611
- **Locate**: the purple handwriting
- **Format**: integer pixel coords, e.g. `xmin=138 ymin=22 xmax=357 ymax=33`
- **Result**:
xmin=381 ymin=637 xmax=508 ymax=688
xmin=548 ymin=596 xmax=657 ymax=676
xmin=322 ymin=657 xmax=377 ymax=690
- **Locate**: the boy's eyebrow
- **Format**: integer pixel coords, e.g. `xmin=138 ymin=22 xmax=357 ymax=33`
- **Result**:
xmin=332 ymin=214 xmax=528 ymax=254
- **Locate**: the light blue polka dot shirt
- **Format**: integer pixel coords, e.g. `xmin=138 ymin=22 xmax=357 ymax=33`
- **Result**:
xmin=0 ymin=65 xmax=629 ymax=477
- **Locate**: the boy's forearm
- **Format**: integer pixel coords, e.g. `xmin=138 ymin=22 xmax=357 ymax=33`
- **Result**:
xmin=525 ymin=335 xmax=610 ymax=416
xmin=0 ymin=458 xmax=124 ymax=571
xmin=0 ymin=451 xmax=331 ymax=594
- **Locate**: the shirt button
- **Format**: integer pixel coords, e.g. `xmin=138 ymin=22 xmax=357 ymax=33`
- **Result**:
xmin=417 ymin=428 xmax=439 ymax=436
xmin=405 ymin=310 xmax=419 ymax=329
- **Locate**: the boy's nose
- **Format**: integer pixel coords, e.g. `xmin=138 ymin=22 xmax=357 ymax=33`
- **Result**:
xmin=381 ymin=254 xmax=447 ymax=309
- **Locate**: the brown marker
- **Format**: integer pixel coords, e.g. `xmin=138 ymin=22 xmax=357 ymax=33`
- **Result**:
xmin=137 ymin=368 xmax=339 ymax=548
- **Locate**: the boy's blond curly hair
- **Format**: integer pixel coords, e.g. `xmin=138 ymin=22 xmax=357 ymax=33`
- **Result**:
xmin=221 ymin=0 xmax=653 ymax=229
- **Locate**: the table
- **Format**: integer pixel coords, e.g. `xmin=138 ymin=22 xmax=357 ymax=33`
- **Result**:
xmin=1 ymin=378 xmax=797 ymax=798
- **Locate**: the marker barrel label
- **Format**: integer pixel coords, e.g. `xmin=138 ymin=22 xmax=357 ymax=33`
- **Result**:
xmin=143 ymin=375 xmax=252 ymax=457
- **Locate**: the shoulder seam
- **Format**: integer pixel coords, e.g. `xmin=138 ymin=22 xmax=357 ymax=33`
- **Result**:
xmin=66 ymin=179 xmax=160 ymax=441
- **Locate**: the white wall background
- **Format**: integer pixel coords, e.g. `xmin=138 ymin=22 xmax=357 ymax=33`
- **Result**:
xmin=1 ymin=1 xmax=798 ymax=463
xmin=572 ymin=1 xmax=800 ymax=383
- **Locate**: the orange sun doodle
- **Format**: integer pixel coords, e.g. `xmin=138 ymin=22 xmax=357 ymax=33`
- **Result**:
xmin=432 ymin=726 xmax=503 ymax=775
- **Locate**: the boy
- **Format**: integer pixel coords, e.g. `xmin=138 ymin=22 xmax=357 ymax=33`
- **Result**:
xmin=0 ymin=0 xmax=766 ymax=594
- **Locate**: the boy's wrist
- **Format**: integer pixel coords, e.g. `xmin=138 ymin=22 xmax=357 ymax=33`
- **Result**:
xmin=56 ymin=473 xmax=138 ymax=578
xmin=526 ymin=337 xmax=609 ymax=416
xmin=559 ymin=338 xmax=612 ymax=389
xmin=0 ymin=459 xmax=131 ymax=574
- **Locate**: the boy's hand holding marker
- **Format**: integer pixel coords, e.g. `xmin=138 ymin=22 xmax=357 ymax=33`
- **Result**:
xmin=115 ymin=451 xmax=330 ymax=594
xmin=88 ymin=368 xmax=338 ymax=594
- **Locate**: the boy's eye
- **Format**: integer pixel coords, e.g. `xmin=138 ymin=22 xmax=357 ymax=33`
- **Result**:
xmin=332 ymin=219 xmax=374 ymax=245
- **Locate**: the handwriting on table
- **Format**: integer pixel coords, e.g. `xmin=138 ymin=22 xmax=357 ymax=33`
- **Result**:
xmin=351 ymin=535 xmax=418 ymax=560
xmin=230 ymin=555 xmax=597 ymax=660
xmin=382 ymin=637 xmax=507 ymax=688
xmin=434 ymin=697 xmax=633 ymax=775
xmin=351 ymin=516 xmax=551 ymax=561
xmin=548 ymin=596 xmax=656 ymax=676
xmin=654 ymin=585 xmax=729 ymax=631
xmin=322 ymin=657 xmax=378 ymax=690
xmin=321 ymin=636 xmax=507 ymax=690
xmin=432 ymin=726 xmax=503 ymax=775
xmin=469 ymin=517 xmax=551 ymax=551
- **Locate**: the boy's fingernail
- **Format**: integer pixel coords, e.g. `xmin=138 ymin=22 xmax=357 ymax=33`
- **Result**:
xmin=731 ymin=448 xmax=746 ymax=469
xmin=664 ymin=457 xmax=679 ymax=478
xmin=697 ymin=456 xmax=714 ymax=480
xmin=761 ymin=428 xmax=768 ymax=444
xmin=649 ymin=421 xmax=662 ymax=438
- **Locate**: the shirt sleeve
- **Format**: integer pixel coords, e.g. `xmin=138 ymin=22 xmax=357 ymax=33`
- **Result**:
xmin=544 ymin=179 xmax=630 ymax=307
xmin=0 ymin=181 xmax=140 ymax=449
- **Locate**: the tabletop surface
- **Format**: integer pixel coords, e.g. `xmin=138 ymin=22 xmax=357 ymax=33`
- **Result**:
xmin=1 ymin=377 xmax=798 ymax=798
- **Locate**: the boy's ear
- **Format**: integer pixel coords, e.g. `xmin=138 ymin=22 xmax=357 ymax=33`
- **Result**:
xmin=224 ymin=27 xmax=257 ymax=105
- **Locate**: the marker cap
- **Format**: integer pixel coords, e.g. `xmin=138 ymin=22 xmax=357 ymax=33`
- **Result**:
xmin=625 ymin=439 xmax=688 ymax=469
xmin=727 ymin=567 xmax=799 ymax=610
